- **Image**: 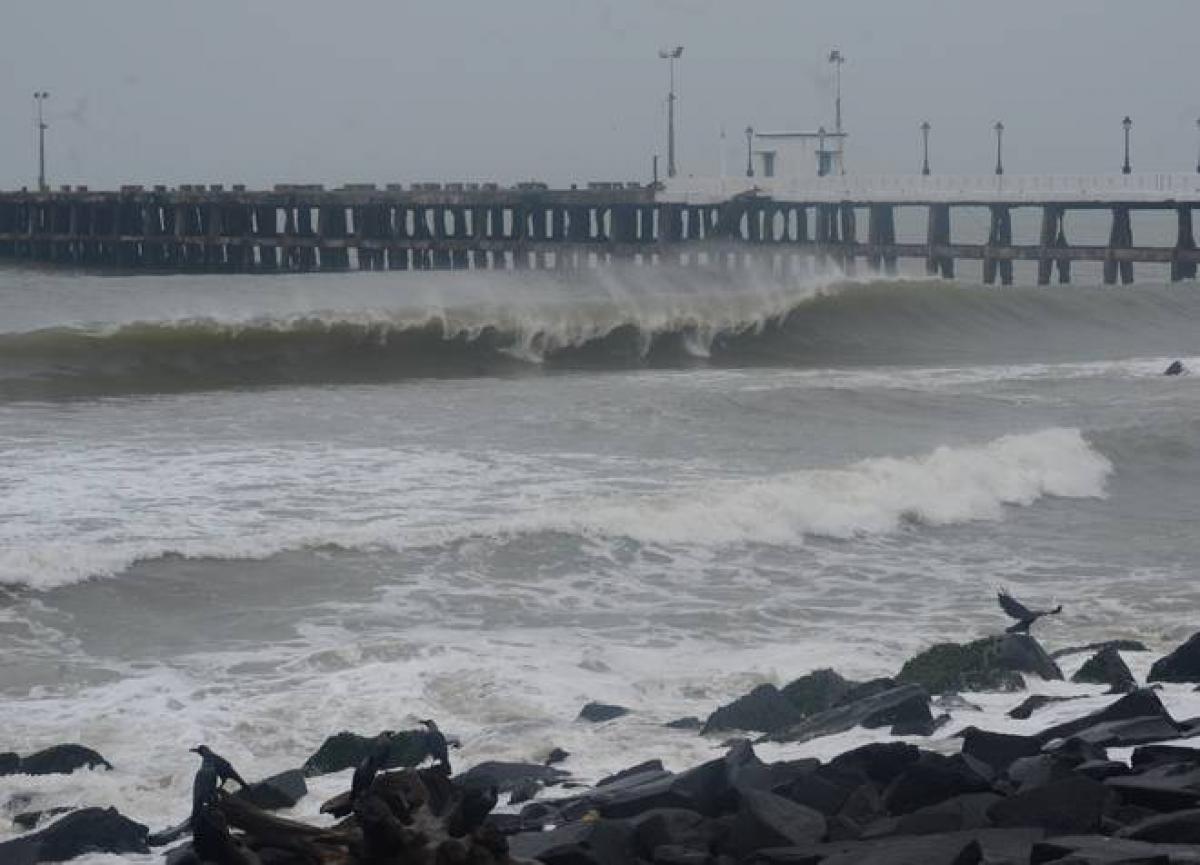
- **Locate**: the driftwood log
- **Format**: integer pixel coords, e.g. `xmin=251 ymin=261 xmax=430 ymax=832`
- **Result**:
xmin=173 ymin=767 xmax=524 ymax=865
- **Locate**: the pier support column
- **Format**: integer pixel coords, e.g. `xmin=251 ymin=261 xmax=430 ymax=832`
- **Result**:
xmin=255 ymin=205 xmax=278 ymax=270
xmin=1104 ymin=206 xmax=1133 ymax=285
xmin=984 ymin=205 xmax=1013 ymax=285
xmin=1172 ymin=206 xmax=1197 ymax=282
xmin=866 ymin=205 xmax=896 ymax=275
xmin=925 ymin=204 xmax=952 ymax=278
xmin=840 ymin=204 xmax=857 ymax=275
xmin=1037 ymin=206 xmax=1070 ymax=285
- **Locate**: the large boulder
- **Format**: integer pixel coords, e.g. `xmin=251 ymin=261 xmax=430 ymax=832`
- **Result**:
xmin=702 ymin=684 xmax=805 ymax=736
xmin=896 ymin=635 xmax=1061 ymax=695
xmin=232 ymin=769 xmax=307 ymax=810
xmin=958 ymin=727 xmax=1042 ymax=780
xmin=728 ymin=789 xmax=827 ymax=857
xmin=458 ymin=761 xmax=570 ymax=794
xmin=1149 ymin=631 xmax=1200 ymax=683
xmin=766 ymin=685 xmax=932 ymax=745
xmin=780 ymin=669 xmax=857 ymax=717
xmin=882 ymin=753 xmax=992 ymax=815
xmin=1006 ymin=694 xmax=1077 ymax=720
xmin=1117 ymin=808 xmax=1200 ymax=844
xmin=0 ymin=807 xmax=148 ymax=863
xmin=1071 ymin=645 xmax=1137 ymax=692
xmin=1032 ymin=834 xmax=1200 ymax=864
xmin=987 ymin=773 xmax=1113 ymax=834
xmin=4 ymin=744 xmax=113 ymax=776
xmin=1034 ymin=688 xmax=1181 ymax=746
xmin=1105 ymin=763 xmax=1200 ymax=811
xmin=1051 ymin=639 xmax=1149 ymax=660
xmin=301 ymin=729 xmax=429 ymax=777
xmin=509 ymin=818 xmax=637 ymax=865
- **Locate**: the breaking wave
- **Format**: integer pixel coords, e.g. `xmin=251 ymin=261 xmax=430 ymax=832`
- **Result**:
xmin=0 ymin=428 xmax=1111 ymax=589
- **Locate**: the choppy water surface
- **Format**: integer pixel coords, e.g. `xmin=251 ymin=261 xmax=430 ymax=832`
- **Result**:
xmin=1 ymin=263 xmax=1199 ymax=858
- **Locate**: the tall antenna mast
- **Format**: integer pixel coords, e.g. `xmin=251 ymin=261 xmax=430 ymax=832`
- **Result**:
xmin=828 ymin=50 xmax=845 ymax=173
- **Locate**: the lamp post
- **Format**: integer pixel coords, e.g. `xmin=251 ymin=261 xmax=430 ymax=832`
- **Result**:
xmin=993 ymin=121 xmax=1004 ymax=176
xmin=1195 ymin=118 xmax=1200 ymax=174
xmin=34 ymin=91 xmax=50 ymax=192
xmin=745 ymin=126 xmax=754 ymax=178
xmin=658 ymin=46 xmax=684 ymax=179
xmin=920 ymin=121 xmax=931 ymax=176
xmin=817 ymin=126 xmax=827 ymax=177
xmin=829 ymin=49 xmax=845 ymax=173
xmin=1122 ymin=116 xmax=1132 ymax=175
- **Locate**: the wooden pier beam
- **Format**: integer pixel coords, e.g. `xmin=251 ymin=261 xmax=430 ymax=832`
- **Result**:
xmin=1172 ymin=206 xmax=1197 ymax=282
xmin=925 ymin=204 xmax=952 ymax=278
xmin=1104 ymin=206 xmax=1134 ymax=285
xmin=984 ymin=205 xmax=1013 ymax=285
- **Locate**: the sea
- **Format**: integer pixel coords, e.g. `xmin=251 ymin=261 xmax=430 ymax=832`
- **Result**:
xmin=1 ymin=260 xmax=1199 ymax=861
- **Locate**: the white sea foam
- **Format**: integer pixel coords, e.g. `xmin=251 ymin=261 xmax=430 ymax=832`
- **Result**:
xmin=0 ymin=428 xmax=1111 ymax=589
xmin=535 ymin=427 xmax=1112 ymax=546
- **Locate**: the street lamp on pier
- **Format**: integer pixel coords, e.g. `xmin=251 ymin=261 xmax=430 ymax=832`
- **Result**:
xmin=1122 ymin=116 xmax=1132 ymax=175
xmin=658 ymin=46 xmax=684 ymax=179
xmin=745 ymin=126 xmax=754 ymax=178
xmin=920 ymin=121 xmax=931 ymax=176
xmin=34 ymin=91 xmax=50 ymax=192
xmin=1195 ymin=118 xmax=1200 ymax=174
xmin=993 ymin=121 xmax=1004 ymax=176
xmin=818 ymin=126 xmax=827 ymax=177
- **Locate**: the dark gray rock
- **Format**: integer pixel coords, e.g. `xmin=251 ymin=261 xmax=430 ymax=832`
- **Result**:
xmin=665 ymin=717 xmax=703 ymax=731
xmin=729 ymin=789 xmax=826 ymax=857
xmin=456 ymin=761 xmax=569 ymax=793
xmin=1051 ymin=639 xmax=1150 ymax=660
xmin=598 ymin=759 xmax=665 ymax=787
xmin=765 ymin=685 xmax=931 ymax=745
xmin=232 ymin=769 xmax=306 ymax=810
xmin=1006 ymin=694 xmax=1077 ymax=719
xmin=598 ymin=742 xmax=763 ymax=819
xmin=1035 ymin=688 xmax=1180 ymax=745
xmin=775 ymin=771 xmax=854 ymax=817
xmin=1032 ymin=834 xmax=1200 ymax=864
xmin=1068 ymin=715 xmax=1184 ymax=748
xmin=933 ymin=694 xmax=982 ymax=713
xmin=882 ymin=753 xmax=992 ymax=815
xmin=833 ymin=678 xmax=898 ymax=709
xmin=780 ymin=669 xmax=857 ymax=717
xmin=628 ymin=808 xmax=712 ymax=858
xmin=1131 ymin=744 xmax=1200 ymax=770
xmin=861 ymin=690 xmax=934 ymax=736
xmin=1150 ymin=631 xmax=1200 ymax=683
xmin=1105 ymin=763 xmax=1200 ymax=811
xmin=702 ymin=684 xmax=805 ymax=736
xmin=14 ymin=744 xmax=113 ymax=776
xmin=958 ymin=727 xmax=1042 ymax=779
xmin=1071 ymin=645 xmax=1137 ymax=692
xmin=509 ymin=818 xmax=637 ymax=865
xmin=545 ymin=747 xmax=570 ymax=765
xmin=301 ymin=729 xmax=429 ymax=776
xmin=1117 ymin=808 xmax=1200 ymax=844
xmin=895 ymin=634 xmax=1061 ymax=695
xmin=0 ymin=753 xmax=21 ymax=775
xmin=770 ymin=832 xmax=989 ymax=865
xmin=861 ymin=792 xmax=1001 ymax=838
xmin=0 ymin=807 xmax=149 ymax=862
xmin=1074 ymin=758 xmax=1130 ymax=782
xmin=987 ymin=773 xmax=1113 ymax=834
xmin=579 ymin=702 xmax=630 ymax=723
xmin=827 ymin=742 xmax=921 ymax=787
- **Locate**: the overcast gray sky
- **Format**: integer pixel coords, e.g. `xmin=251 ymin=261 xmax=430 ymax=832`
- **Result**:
xmin=2 ymin=0 xmax=1197 ymax=190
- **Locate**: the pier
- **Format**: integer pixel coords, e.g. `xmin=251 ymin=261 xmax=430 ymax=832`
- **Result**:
xmin=1 ymin=174 xmax=1199 ymax=283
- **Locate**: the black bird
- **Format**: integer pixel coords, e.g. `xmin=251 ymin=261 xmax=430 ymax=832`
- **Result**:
xmin=421 ymin=719 xmax=451 ymax=775
xmin=997 ymin=589 xmax=1062 ymax=634
xmin=191 ymin=759 xmax=219 ymax=824
xmin=351 ymin=732 xmax=394 ymax=805
xmin=190 ymin=745 xmax=248 ymax=789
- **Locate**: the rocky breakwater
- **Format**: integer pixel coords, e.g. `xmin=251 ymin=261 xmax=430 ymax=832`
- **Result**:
xmin=7 ymin=631 xmax=1200 ymax=862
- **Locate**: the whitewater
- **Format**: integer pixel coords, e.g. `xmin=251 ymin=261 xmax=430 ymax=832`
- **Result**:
xmin=1 ymin=264 xmax=1199 ymax=861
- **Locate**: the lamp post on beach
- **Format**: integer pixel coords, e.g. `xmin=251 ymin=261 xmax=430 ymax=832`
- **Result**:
xmin=658 ymin=46 xmax=684 ymax=179
xmin=993 ymin=121 xmax=1004 ymax=176
xmin=1122 ymin=116 xmax=1133 ymax=175
xmin=745 ymin=125 xmax=754 ymax=178
xmin=920 ymin=121 xmax=931 ymax=176
xmin=34 ymin=91 xmax=50 ymax=192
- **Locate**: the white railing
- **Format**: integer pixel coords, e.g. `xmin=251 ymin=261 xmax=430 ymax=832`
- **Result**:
xmin=661 ymin=173 xmax=1200 ymax=204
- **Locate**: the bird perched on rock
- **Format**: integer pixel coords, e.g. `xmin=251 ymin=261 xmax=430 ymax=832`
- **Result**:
xmin=192 ymin=759 xmax=220 ymax=824
xmin=190 ymin=745 xmax=248 ymax=790
xmin=420 ymin=719 xmax=452 ymax=775
xmin=997 ymin=589 xmax=1062 ymax=634
xmin=351 ymin=732 xmax=394 ymax=805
